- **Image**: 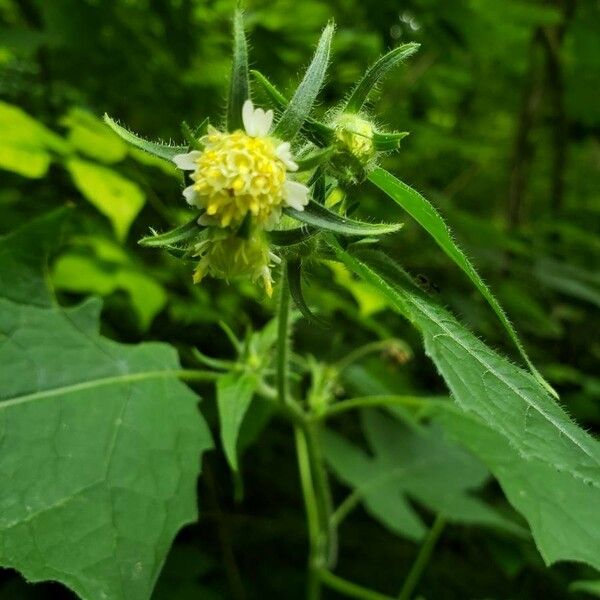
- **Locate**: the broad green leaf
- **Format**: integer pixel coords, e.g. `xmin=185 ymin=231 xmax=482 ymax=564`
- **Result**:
xmin=139 ymin=216 xmax=201 ymax=247
xmin=103 ymin=114 xmax=187 ymax=162
xmin=273 ymin=20 xmax=334 ymax=140
xmin=368 ymin=167 xmax=555 ymax=397
xmin=52 ymin=252 xmax=167 ymax=330
xmin=331 ymin=243 xmax=600 ymax=570
xmin=217 ymin=372 xmax=257 ymax=472
xmin=66 ymin=158 xmax=145 ymax=240
xmin=0 ymin=101 xmax=69 ymax=178
xmin=226 ymin=10 xmax=250 ymax=132
xmin=323 ymin=411 xmax=520 ymax=540
xmin=269 ymin=226 xmax=318 ymax=246
xmin=0 ymin=211 xmax=212 ymax=600
xmin=61 ymin=108 xmax=127 ymax=164
xmin=435 ymin=406 xmax=600 ymax=572
xmin=285 ymin=201 xmax=402 ymax=237
xmin=343 ymin=43 xmax=420 ymax=113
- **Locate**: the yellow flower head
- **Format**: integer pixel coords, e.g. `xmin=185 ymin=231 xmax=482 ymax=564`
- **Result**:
xmin=173 ymin=100 xmax=309 ymax=230
xmin=192 ymin=230 xmax=280 ymax=297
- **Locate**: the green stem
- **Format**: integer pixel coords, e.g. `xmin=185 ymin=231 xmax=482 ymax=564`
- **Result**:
xmin=324 ymin=395 xmax=443 ymax=419
xmin=177 ymin=369 xmax=221 ymax=382
xmin=277 ymin=263 xmax=291 ymax=406
xmin=319 ymin=569 xmax=396 ymax=600
xmin=398 ymin=515 xmax=446 ymax=600
xmin=295 ymin=426 xmax=323 ymax=600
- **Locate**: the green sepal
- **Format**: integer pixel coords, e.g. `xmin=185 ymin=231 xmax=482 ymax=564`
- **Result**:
xmin=373 ymin=131 xmax=410 ymax=152
xmin=103 ymin=114 xmax=187 ymax=161
xmin=285 ymin=201 xmax=403 ymax=237
xmin=343 ymin=42 xmax=420 ymax=113
xmin=226 ymin=10 xmax=250 ymax=132
xmin=251 ymin=69 xmax=334 ymax=146
xmin=269 ymin=226 xmax=318 ymax=246
xmin=273 ymin=20 xmax=335 ymax=141
xmin=182 ymin=118 xmax=208 ymax=150
xmin=287 ymin=259 xmax=326 ymax=325
xmin=139 ymin=215 xmax=201 ymax=247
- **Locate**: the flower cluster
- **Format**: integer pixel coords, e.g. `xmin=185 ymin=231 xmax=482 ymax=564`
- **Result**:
xmin=172 ymin=100 xmax=309 ymax=295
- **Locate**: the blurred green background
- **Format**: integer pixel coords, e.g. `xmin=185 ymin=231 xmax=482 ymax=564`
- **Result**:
xmin=1 ymin=0 xmax=599 ymax=598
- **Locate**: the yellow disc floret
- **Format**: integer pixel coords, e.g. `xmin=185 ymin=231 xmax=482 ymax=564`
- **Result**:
xmin=191 ymin=128 xmax=287 ymax=228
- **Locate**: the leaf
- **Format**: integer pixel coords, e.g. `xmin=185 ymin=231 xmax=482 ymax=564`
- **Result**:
xmin=61 ymin=108 xmax=127 ymax=164
xmin=331 ymin=243 xmax=600 ymax=570
xmin=138 ymin=216 xmax=201 ymax=247
xmin=273 ymin=20 xmax=335 ymax=141
xmin=0 ymin=211 xmax=212 ymax=600
xmin=217 ymin=372 xmax=257 ymax=472
xmin=269 ymin=226 xmax=318 ymax=246
xmin=103 ymin=114 xmax=187 ymax=162
xmin=368 ymin=167 xmax=556 ymax=397
xmin=0 ymin=101 xmax=69 ymax=178
xmin=226 ymin=10 xmax=250 ymax=132
xmin=285 ymin=201 xmax=402 ymax=237
xmin=343 ymin=43 xmax=420 ymax=113
xmin=66 ymin=158 xmax=145 ymax=241
xmin=52 ymin=250 xmax=167 ymax=330
xmin=322 ymin=411 xmax=520 ymax=540
xmin=287 ymin=259 xmax=323 ymax=324
xmin=251 ymin=69 xmax=334 ymax=145
xmin=372 ymin=131 xmax=410 ymax=152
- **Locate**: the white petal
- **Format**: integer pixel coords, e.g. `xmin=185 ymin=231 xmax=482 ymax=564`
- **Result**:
xmin=183 ymin=184 xmax=198 ymax=206
xmin=276 ymin=142 xmax=298 ymax=171
xmin=284 ymin=180 xmax=310 ymax=211
xmin=173 ymin=151 xmax=201 ymax=171
xmin=198 ymin=213 xmax=217 ymax=227
xmin=242 ymin=99 xmax=257 ymax=136
xmin=256 ymin=108 xmax=274 ymax=136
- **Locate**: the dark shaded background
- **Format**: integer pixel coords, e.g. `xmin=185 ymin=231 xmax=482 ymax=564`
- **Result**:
xmin=1 ymin=0 xmax=599 ymax=598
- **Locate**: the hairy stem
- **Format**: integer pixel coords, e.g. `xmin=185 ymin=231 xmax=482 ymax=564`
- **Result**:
xmin=277 ymin=263 xmax=291 ymax=406
xmin=398 ymin=515 xmax=446 ymax=600
xmin=319 ymin=569 xmax=396 ymax=600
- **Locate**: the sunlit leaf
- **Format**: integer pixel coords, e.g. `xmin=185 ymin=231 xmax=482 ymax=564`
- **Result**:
xmin=66 ymin=158 xmax=145 ymax=240
xmin=227 ymin=10 xmax=250 ymax=132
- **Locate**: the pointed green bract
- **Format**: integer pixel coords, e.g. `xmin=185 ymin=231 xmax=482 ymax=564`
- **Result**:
xmin=251 ymin=69 xmax=334 ymax=145
xmin=285 ymin=201 xmax=402 ymax=237
xmin=372 ymin=131 xmax=410 ymax=152
xmin=103 ymin=114 xmax=187 ymax=161
xmin=226 ymin=10 xmax=250 ymax=132
xmin=344 ymin=43 xmax=420 ymax=113
xmin=269 ymin=226 xmax=318 ymax=246
xmin=0 ymin=212 xmax=212 ymax=600
xmin=273 ymin=21 xmax=335 ymax=141
xmin=330 ymin=241 xmax=600 ymax=570
xmin=139 ymin=216 xmax=201 ymax=247
xmin=368 ymin=167 xmax=556 ymax=397
xmin=217 ymin=371 xmax=257 ymax=472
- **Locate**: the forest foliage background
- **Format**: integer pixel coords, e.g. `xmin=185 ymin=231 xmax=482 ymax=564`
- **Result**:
xmin=0 ymin=0 xmax=599 ymax=598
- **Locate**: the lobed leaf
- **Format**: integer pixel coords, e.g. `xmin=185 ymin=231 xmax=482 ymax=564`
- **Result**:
xmin=368 ymin=167 xmax=556 ymax=397
xmin=226 ymin=10 xmax=250 ymax=132
xmin=285 ymin=201 xmax=402 ymax=237
xmin=330 ymin=241 xmax=600 ymax=570
xmin=0 ymin=211 xmax=212 ymax=600
xmin=273 ymin=20 xmax=335 ymax=141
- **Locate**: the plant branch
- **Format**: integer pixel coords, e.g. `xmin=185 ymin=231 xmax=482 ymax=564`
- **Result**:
xmin=277 ymin=263 xmax=291 ymax=406
xmin=398 ymin=515 xmax=446 ymax=600
xmin=319 ymin=569 xmax=397 ymax=600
